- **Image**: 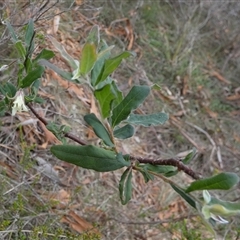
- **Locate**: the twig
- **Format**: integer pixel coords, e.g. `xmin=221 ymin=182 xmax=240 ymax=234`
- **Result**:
xmin=131 ymin=156 xmax=201 ymax=180
xmin=27 ymin=103 xmax=201 ymax=180
xmin=27 ymin=103 xmax=87 ymax=145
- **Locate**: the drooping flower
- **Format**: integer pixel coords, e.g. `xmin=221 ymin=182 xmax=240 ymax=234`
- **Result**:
xmin=12 ymin=89 xmax=28 ymax=116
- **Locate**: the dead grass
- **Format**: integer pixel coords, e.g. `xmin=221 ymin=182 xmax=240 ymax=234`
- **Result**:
xmin=0 ymin=0 xmax=240 ymax=239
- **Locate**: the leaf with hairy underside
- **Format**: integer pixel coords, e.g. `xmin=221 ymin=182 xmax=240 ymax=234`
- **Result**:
xmin=48 ymin=35 xmax=77 ymax=70
xmin=185 ymin=172 xmax=239 ymax=193
xmin=204 ymin=197 xmax=240 ymax=218
xmin=111 ymin=85 xmax=150 ymax=128
xmin=38 ymin=59 xmax=72 ymax=81
xmin=119 ymin=167 xmax=133 ymax=205
xmin=126 ymin=112 xmax=169 ymax=126
xmin=84 ymin=113 xmax=114 ymax=147
xmin=51 ymin=145 xmax=130 ymax=172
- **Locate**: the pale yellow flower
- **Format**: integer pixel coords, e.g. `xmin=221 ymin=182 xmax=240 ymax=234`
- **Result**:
xmin=12 ymin=89 xmax=28 ymax=116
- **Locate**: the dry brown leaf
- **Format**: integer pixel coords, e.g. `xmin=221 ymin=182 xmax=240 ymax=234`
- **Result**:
xmin=210 ymin=70 xmax=231 ymax=84
xmin=17 ymin=112 xmax=44 ymax=144
xmin=234 ymin=134 xmax=240 ymax=143
xmin=158 ymin=199 xmax=187 ymax=224
xmin=203 ymin=106 xmax=218 ymax=119
xmin=38 ymin=120 xmax=61 ymax=148
xmin=0 ymin=160 xmax=18 ymax=179
xmin=38 ymin=90 xmax=55 ymax=100
xmin=182 ymin=75 xmax=189 ymax=96
xmin=75 ymin=0 xmax=84 ymax=6
xmin=53 ymin=9 xmax=61 ymax=34
xmin=126 ymin=19 xmax=134 ymax=50
xmin=226 ymin=94 xmax=240 ymax=101
xmin=50 ymin=71 xmax=90 ymax=105
xmin=61 ymin=210 xmax=101 ymax=236
xmin=41 ymin=189 xmax=70 ymax=208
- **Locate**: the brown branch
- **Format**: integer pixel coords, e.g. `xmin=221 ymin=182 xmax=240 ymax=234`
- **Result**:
xmin=27 ymin=103 xmax=87 ymax=145
xmin=27 ymin=103 xmax=201 ymax=180
xmin=131 ymin=156 xmax=201 ymax=180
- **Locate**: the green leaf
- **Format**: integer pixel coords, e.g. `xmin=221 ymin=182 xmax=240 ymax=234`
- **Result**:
xmin=20 ymin=65 xmax=44 ymax=88
xmin=48 ymin=35 xmax=77 ymax=70
xmin=96 ymin=51 xmax=132 ymax=85
xmin=117 ymin=153 xmax=131 ymax=167
xmin=113 ymin=124 xmax=134 ymax=139
xmin=51 ymin=145 xmax=129 ymax=172
xmin=38 ymin=59 xmax=72 ymax=81
xmin=151 ymin=83 xmax=161 ymax=90
xmin=91 ymin=40 xmax=112 ymax=86
xmin=0 ymin=100 xmax=7 ymax=116
xmin=119 ymin=168 xmax=133 ymax=205
xmin=6 ymin=21 xmax=18 ymax=43
xmin=15 ymin=41 xmax=26 ymax=59
xmin=110 ymin=81 xmax=123 ymax=108
xmin=84 ymin=113 xmax=114 ymax=147
xmin=111 ymin=85 xmax=150 ymax=127
xmin=164 ymin=170 xmax=179 ymax=177
xmin=182 ymin=148 xmax=197 ymax=164
xmin=126 ymin=112 xmax=169 ymax=127
xmin=25 ymin=19 xmax=34 ymax=46
xmin=0 ymin=82 xmax=17 ymax=98
xmin=25 ymin=57 xmax=32 ymax=73
xmin=34 ymin=49 xmax=55 ymax=62
xmin=186 ymin=172 xmax=239 ymax=193
xmin=94 ymin=84 xmax=115 ymax=119
xmin=171 ymin=184 xmax=196 ymax=209
xmin=143 ymin=164 xmax=177 ymax=174
xmin=136 ymin=163 xmax=154 ymax=183
xmin=25 ymin=18 xmax=35 ymax=54
xmin=79 ymin=43 xmax=97 ymax=75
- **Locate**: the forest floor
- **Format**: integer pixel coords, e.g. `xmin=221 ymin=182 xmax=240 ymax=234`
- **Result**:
xmin=0 ymin=1 xmax=240 ymax=239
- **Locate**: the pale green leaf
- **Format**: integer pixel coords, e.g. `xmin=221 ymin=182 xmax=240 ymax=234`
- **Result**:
xmin=79 ymin=42 xmax=97 ymax=75
xmin=126 ymin=112 xmax=168 ymax=126
xmin=86 ymin=25 xmax=100 ymax=46
xmin=38 ymin=59 xmax=72 ymax=81
xmin=48 ymin=35 xmax=78 ymax=70
xmin=113 ymin=124 xmax=134 ymax=139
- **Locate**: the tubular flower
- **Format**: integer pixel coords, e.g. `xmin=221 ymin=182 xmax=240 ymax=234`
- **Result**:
xmin=12 ymin=89 xmax=28 ymax=116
